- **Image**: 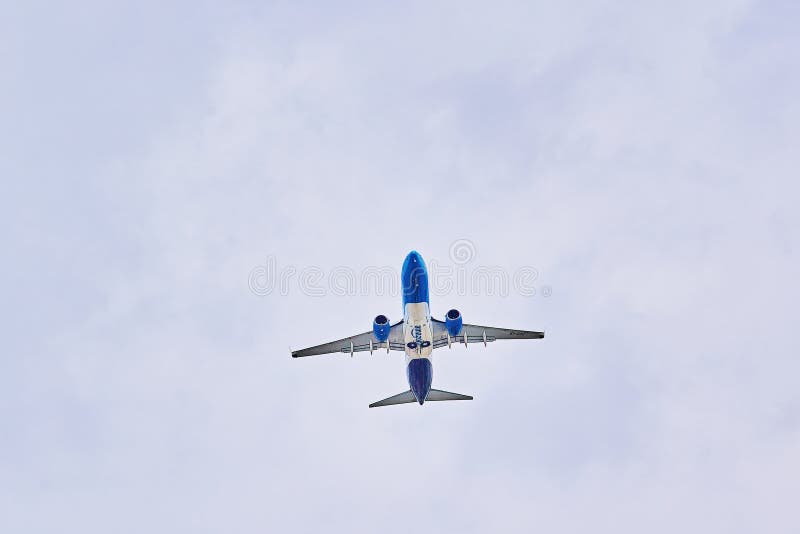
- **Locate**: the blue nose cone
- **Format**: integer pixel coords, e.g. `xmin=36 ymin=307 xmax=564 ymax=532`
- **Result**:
xmin=401 ymin=251 xmax=429 ymax=306
xmin=407 ymin=358 xmax=433 ymax=405
xmin=404 ymin=250 xmax=423 ymax=265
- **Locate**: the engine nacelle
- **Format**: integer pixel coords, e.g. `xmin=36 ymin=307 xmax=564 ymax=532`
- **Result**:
xmin=445 ymin=309 xmax=463 ymax=337
xmin=373 ymin=314 xmax=390 ymax=342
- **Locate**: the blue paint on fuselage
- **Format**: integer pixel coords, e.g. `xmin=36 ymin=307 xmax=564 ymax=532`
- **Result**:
xmin=401 ymin=250 xmax=429 ymax=307
xmin=407 ymin=357 xmax=433 ymax=404
xmin=402 ymin=251 xmax=433 ymax=405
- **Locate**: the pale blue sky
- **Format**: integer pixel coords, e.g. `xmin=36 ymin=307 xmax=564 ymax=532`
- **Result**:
xmin=1 ymin=1 xmax=798 ymax=532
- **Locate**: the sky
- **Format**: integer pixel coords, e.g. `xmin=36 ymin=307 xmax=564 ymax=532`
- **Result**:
xmin=1 ymin=1 xmax=799 ymax=532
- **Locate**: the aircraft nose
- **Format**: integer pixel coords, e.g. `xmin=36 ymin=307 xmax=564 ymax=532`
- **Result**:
xmin=405 ymin=250 xmax=422 ymax=265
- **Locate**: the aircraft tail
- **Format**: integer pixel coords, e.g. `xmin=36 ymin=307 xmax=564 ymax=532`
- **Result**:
xmin=368 ymin=389 xmax=473 ymax=408
xmin=426 ymin=389 xmax=473 ymax=402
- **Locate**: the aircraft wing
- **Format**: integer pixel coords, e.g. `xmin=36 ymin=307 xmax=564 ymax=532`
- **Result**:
xmin=291 ymin=321 xmax=405 ymax=358
xmin=430 ymin=318 xmax=544 ymax=348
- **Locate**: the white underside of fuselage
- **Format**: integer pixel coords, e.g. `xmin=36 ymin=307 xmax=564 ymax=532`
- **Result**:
xmin=403 ymin=302 xmax=434 ymax=364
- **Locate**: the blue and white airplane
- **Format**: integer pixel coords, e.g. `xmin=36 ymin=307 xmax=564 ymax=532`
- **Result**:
xmin=292 ymin=251 xmax=544 ymax=408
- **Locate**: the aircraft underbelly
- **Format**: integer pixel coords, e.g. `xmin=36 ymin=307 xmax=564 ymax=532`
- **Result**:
xmin=403 ymin=302 xmax=434 ymax=362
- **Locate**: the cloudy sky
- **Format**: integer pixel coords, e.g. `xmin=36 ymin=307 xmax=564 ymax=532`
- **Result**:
xmin=2 ymin=1 xmax=798 ymax=532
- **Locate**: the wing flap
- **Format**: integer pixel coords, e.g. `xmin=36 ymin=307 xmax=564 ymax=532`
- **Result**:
xmin=292 ymin=321 xmax=405 ymax=358
xmin=430 ymin=318 xmax=543 ymax=348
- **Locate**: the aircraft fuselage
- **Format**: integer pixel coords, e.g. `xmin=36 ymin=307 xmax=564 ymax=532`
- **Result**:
xmin=401 ymin=251 xmax=434 ymax=404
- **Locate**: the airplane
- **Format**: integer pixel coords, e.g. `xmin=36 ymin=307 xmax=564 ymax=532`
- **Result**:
xmin=291 ymin=250 xmax=545 ymax=408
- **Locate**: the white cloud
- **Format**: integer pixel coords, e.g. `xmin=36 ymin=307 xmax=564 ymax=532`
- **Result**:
xmin=2 ymin=1 xmax=798 ymax=532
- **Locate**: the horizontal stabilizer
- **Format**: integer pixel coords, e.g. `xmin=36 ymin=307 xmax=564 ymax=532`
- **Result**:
xmin=369 ymin=390 xmax=417 ymax=408
xmin=369 ymin=388 xmax=473 ymax=408
xmin=426 ymin=388 xmax=473 ymax=402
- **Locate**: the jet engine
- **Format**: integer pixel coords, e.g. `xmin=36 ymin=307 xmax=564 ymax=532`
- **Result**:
xmin=373 ymin=314 xmax=390 ymax=342
xmin=445 ymin=309 xmax=463 ymax=337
